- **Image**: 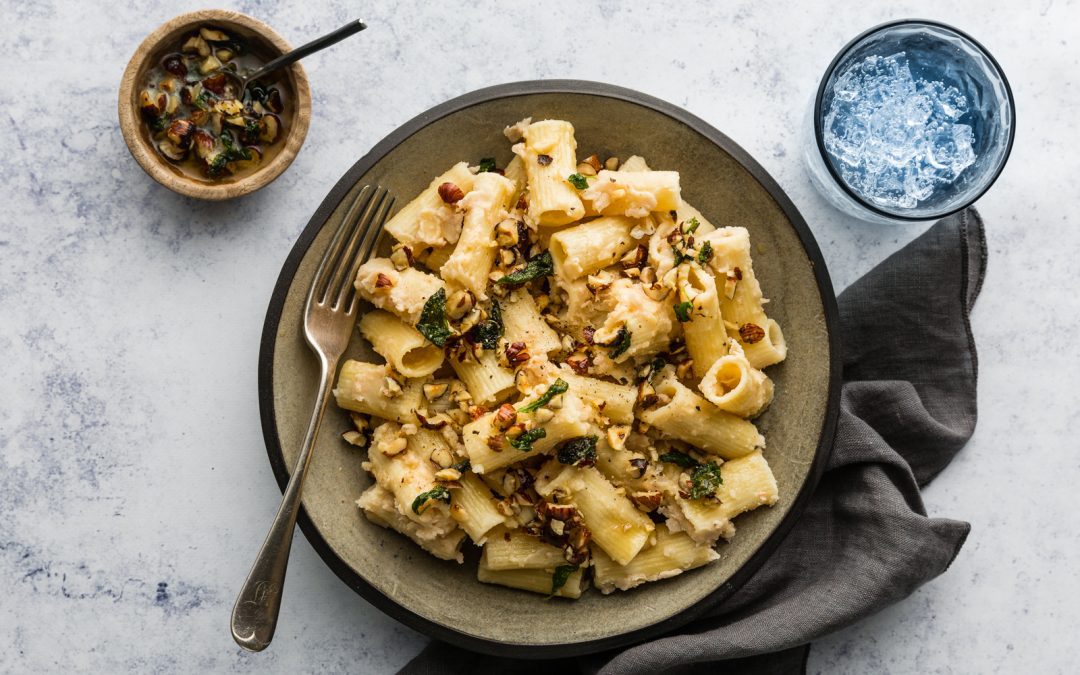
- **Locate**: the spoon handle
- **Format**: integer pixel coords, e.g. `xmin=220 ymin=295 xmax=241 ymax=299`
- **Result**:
xmin=247 ymin=19 xmax=366 ymax=83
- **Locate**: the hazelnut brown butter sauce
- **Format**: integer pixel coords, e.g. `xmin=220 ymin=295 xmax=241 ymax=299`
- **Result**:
xmin=138 ymin=26 xmax=287 ymax=182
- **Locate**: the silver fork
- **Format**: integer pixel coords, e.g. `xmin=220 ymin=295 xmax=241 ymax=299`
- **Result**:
xmin=231 ymin=184 xmax=394 ymax=652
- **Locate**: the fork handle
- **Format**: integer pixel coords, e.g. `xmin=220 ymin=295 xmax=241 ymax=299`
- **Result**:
xmin=230 ymin=357 xmax=336 ymax=651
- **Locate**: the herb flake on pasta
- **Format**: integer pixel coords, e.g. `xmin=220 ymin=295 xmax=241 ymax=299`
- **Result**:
xmin=608 ymin=326 xmax=632 ymax=358
xmin=550 ymin=564 xmax=578 ymax=596
xmin=566 ymin=173 xmax=589 ymax=190
xmin=697 ymin=240 xmax=713 ymax=265
xmin=519 ymin=378 xmax=569 ymax=413
xmin=469 ymin=299 xmax=503 ymax=349
xmin=478 ymin=157 xmax=497 ymax=173
xmin=659 ymin=451 xmax=699 ymax=469
xmin=688 ymin=461 xmax=724 ymax=500
xmin=673 ymin=301 xmax=693 ymax=323
xmin=556 ymin=435 xmax=598 ymax=467
xmin=411 ymin=485 xmax=451 ymax=514
xmin=508 ymin=427 xmax=547 ymax=451
xmin=496 ymin=250 xmax=554 ymax=286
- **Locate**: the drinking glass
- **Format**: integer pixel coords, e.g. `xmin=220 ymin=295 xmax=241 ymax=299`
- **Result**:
xmin=803 ymin=19 xmax=1015 ymax=224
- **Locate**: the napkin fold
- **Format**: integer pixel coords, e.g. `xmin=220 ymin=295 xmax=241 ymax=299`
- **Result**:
xmin=401 ymin=208 xmax=986 ymax=675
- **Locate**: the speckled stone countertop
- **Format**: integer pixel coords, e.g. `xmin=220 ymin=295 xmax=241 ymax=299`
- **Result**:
xmin=1 ymin=1 xmax=1076 ymax=672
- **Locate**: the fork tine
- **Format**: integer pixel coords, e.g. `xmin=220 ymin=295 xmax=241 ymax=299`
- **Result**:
xmin=325 ymin=186 xmax=389 ymax=309
xmin=308 ymin=185 xmax=374 ymax=308
xmin=338 ymin=192 xmax=395 ymax=312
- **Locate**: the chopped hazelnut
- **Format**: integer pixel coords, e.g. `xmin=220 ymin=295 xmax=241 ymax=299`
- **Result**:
xmin=389 ymin=243 xmax=413 ymax=271
xmin=739 ymin=323 xmax=766 ymax=344
xmin=378 ymin=436 xmax=407 ymax=456
xmin=604 ymin=156 xmax=620 ymax=171
xmin=493 ymin=403 xmax=518 ymax=431
xmin=429 ymin=446 xmax=454 ymax=468
xmin=438 ymin=182 xmax=465 ymax=204
xmin=374 ymin=273 xmax=394 ymax=289
xmin=504 ymin=341 xmax=530 ymax=367
xmin=446 ymin=289 xmax=475 ymax=320
xmin=423 ymin=382 xmax=449 ymax=400
xmin=630 ymin=490 xmax=663 ymax=512
xmin=606 ymin=425 xmax=630 ymax=451
xmin=435 ymin=467 xmax=462 ymax=482
xmin=341 ymin=430 xmax=366 ymax=447
xmin=380 ymin=377 xmax=403 ymax=398
xmin=495 ymin=218 xmax=519 ymax=247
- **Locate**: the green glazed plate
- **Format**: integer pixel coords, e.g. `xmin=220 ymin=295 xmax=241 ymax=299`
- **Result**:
xmin=258 ymin=80 xmax=841 ymax=658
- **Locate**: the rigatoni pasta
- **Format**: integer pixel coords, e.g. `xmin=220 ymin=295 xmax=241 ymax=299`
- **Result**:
xmin=359 ymin=309 xmax=444 ymax=378
xmin=333 ymin=119 xmax=787 ymax=600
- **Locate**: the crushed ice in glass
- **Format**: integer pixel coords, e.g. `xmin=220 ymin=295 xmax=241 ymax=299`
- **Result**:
xmin=823 ymin=52 xmax=977 ymax=210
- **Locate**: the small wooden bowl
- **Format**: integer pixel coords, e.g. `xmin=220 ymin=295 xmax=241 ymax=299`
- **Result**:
xmin=118 ymin=10 xmax=311 ymax=200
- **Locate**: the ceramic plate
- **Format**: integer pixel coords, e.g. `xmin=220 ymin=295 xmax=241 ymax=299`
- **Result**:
xmin=258 ymin=80 xmax=841 ymax=657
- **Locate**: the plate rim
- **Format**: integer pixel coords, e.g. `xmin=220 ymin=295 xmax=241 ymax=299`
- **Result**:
xmin=258 ymin=79 xmax=842 ymax=659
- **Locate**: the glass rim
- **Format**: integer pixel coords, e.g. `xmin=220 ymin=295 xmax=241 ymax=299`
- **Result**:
xmin=813 ymin=18 xmax=1017 ymax=222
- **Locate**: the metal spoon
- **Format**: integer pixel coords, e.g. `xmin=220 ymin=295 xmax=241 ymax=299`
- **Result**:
xmin=222 ymin=19 xmax=366 ymax=92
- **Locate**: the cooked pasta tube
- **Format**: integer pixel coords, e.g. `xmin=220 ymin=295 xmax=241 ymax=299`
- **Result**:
xmin=713 ymin=450 xmax=779 ymax=520
xmin=384 ymin=162 xmax=474 ymax=250
xmin=502 ymin=155 xmax=527 ymax=206
xmin=592 ymin=279 xmax=677 ymax=363
xmin=441 ymin=172 xmax=516 ymax=297
xmin=359 ymin=310 xmax=443 ymax=378
xmin=482 ymin=527 xmax=567 ymax=570
xmin=677 ymin=264 xmax=728 ymax=378
xmin=366 ymin=425 xmax=457 ymax=532
xmin=501 ymin=289 xmax=561 ymax=356
xmin=617 ymin=156 xmax=715 ymax=235
xmin=333 ymin=360 xmax=421 ymax=423
xmin=549 ymin=216 xmax=639 ymax=280
xmin=451 ymin=472 xmax=506 ymax=543
xmin=357 ymin=484 xmax=465 ymax=562
xmin=581 ymin=170 xmax=681 ymax=218
xmin=355 ymin=258 xmax=445 ymax=324
xmin=449 ymin=348 xmax=517 ymax=405
xmin=639 ymin=370 xmax=764 ymax=459
xmin=464 ymin=392 xmax=592 ymax=474
xmin=659 ymin=450 xmax=779 ymax=544
xmin=555 ymin=367 xmax=636 ymax=425
xmin=534 ymin=462 xmax=654 ymax=566
xmin=698 ymin=351 xmax=774 ymax=418
xmin=477 ymin=548 xmax=585 ymax=598
xmin=591 ymin=526 xmax=719 ymax=593
xmin=740 ymin=318 xmax=787 ymax=370
xmin=699 ymin=227 xmax=785 ymax=366
xmin=517 ymin=120 xmax=585 ymax=226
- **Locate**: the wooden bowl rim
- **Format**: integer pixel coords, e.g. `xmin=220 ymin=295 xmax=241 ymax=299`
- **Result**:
xmin=257 ymin=80 xmax=843 ymax=658
xmin=117 ymin=9 xmax=311 ymax=201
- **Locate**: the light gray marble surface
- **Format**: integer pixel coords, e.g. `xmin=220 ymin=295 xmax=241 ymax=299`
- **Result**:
xmin=1 ymin=1 xmax=1076 ymax=673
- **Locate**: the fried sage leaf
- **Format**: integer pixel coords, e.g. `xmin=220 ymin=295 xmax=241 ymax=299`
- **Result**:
xmin=688 ymin=461 xmax=724 ymax=500
xmin=519 ymin=378 xmax=569 ymax=413
xmin=556 ymin=435 xmax=598 ymax=467
xmin=417 ymin=288 xmax=453 ymax=347
xmin=496 ymin=250 xmax=554 ymax=286
xmin=411 ymin=484 xmax=451 ymax=515
xmin=508 ymin=427 xmax=547 ymax=451
xmin=549 ymin=564 xmax=578 ymax=596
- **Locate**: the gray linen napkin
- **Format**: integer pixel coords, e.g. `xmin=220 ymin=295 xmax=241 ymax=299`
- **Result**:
xmin=400 ymin=208 xmax=985 ymax=675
